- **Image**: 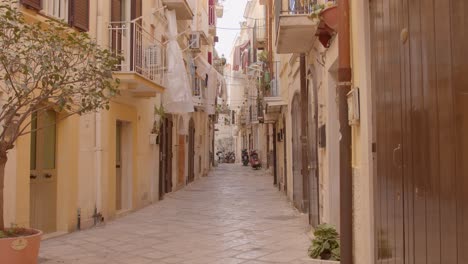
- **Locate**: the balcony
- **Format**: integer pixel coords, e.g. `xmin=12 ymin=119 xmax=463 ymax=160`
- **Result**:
xmin=275 ymin=0 xmax=319 ymax=54
xmin=192 ymin=75 xmax=206 ymax=109
xmin=109 ymin=18 xmax=166 ymax=96
xmin=254 ymin=19 xmax=267 ymax=50
xmin=163 ymin=0 xmax=194 ymax=20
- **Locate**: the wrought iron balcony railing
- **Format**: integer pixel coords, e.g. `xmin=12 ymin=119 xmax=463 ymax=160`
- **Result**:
xmin=108 ymin=17 xmax=166 ymax=87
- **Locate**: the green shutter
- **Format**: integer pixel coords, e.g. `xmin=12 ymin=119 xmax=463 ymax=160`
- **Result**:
xmin=30 ymin=112 xmax=37 ymax=170
xmin=42 ymin=110 xmax=56 ymax=170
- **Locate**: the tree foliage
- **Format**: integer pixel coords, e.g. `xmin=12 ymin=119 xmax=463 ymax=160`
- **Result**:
xmin=0 ymin=1 xmax=120 ymax=153
xmin=0 ymin=1 xmax=121 ymax=230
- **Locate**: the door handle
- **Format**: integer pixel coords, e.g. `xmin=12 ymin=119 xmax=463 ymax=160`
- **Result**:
xmin=393 ymin=144 xmax=402 ymax=168
xmin=44 ymin=173 xmax=52 ymax=179
xmin=30 ymin=174 xmax=37 ymax=179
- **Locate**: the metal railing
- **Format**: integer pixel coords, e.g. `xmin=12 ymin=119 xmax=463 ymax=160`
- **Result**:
xmin=108 ymin=17 xmax=166 ymax=87
xmin=281 ymin=0 xmax=317 ymax=15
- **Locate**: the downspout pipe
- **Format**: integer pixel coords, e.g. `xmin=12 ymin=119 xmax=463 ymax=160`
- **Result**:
xmin=299 ymin=54 xmax=309 ymax=214
xmin=95 ymin=0 xmax=104 ymax=218
xmin=338 ymin=0 xmax=353 ymax=263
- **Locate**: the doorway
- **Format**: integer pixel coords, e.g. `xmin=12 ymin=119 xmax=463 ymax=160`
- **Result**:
xmin=291 ymin=93 xmax=304 ymax=212
xmin=307 ymin=76 xmax=320 ymax=227
xmin=370 ymin=0 xmax=468 ymax=262
xmin=115 ymin=120 xmax=132 ymax=212
xmin=283 ymin=115 xmax=287 ymax=193
xmin=188 ymin=118 xmax=195 ymax=183
xmin=159 ymin=116 xmax=173 ymax=199
xmin=30 ymin=110 xmax=57 ymax=234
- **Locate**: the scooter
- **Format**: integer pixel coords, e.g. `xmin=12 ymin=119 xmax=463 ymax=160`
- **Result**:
xmin=249 ymin=150 xmax=261 ymax=170
xmin=241 ymin=149 xmax=249 ymax=166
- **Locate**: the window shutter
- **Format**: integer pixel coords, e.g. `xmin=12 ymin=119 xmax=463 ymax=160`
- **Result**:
xmin=69 ymin=0 xmax=90 ymax=31
xmin=131 ymin=0 xmax=142 ymax=20
xmin=111 ymin=0 xmax=122 ymax=22
xmin=20 ymin=0 xmax=42 ymax=10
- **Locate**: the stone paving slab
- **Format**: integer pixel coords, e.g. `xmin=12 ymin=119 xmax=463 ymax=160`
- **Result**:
xmin=39 ymin=164 xmax=314 ymax=264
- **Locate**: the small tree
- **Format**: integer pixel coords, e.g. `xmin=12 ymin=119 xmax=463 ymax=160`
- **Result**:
xmin=0 ymin=2 xmax=120 ymax=230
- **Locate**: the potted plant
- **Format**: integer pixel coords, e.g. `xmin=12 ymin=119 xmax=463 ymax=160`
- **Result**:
xmin=309 ymin=1 xmax=338 ymax=31
xmin=0 ymin=2 xmax=120 ymax=263
xmin=151 ymin=105 xmax=166 ymax=144
xmin=308 ymin=223 xmax=340 ymax=262
xmin=257 ymin=50 xmax=268 ymax=63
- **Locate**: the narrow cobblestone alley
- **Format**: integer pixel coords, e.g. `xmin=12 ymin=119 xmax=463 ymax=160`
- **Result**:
xmin=38 ymin=165 xmax=313 ymax=264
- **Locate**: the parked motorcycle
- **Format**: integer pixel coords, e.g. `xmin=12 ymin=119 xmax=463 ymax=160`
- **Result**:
xmin=241 ymin=149 xmax=249 ymax=166
xmin=216 ymin=151 xmax=225 ymax=163
xmin=249 ymin=150 xmax=261 ymax=170
xmin=226 ymin=151 xmax=236 ymax=163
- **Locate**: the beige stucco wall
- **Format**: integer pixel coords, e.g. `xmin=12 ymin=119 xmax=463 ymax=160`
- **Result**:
xmin=350 ymin=0 xmax=374 ymax=262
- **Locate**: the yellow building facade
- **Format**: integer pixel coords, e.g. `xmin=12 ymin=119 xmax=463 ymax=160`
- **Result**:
xmin=4 ymin=0 xmax=223 ymax=237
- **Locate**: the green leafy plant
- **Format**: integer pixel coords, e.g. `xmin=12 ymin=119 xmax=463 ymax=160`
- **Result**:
xmin=151 ymin=105 xmax=166 ymax=134
xmin=308 ymin=223 xmax=340 ymax=261
xmin=308 ymin=1 xmax=336 ymax=20
xmin=0 ymin=1 xmax=121 ymax=230
xmin=257 ymin=51 xmax=268 ymax=63
xmin=0 ymin=226 xmax=37 ymax=238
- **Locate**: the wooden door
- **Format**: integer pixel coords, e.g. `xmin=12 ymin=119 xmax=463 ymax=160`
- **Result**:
xmin=273 ymin=125 xmax=278 ymax=186
xmin=283 ymin=115 xmax=288 ymax=193
xmin=188 ymin=119 xmax=195 ymax=183
xmin=30 ymin=110 xmax=57 ymax=234
xmin=291 ymin=94 xmax=304 ymax=212
xmin=370 ymin=0 xmax=468 ymax=263
xmin=178 ymin=135 xmax=185 ymax=186
xmin=165 ymin=117 xmax=173 ymax=193
xmin=115 ymin=121 xmax=123 ymax=211
xmin=158 ymin=119 xmax=166 ymax=200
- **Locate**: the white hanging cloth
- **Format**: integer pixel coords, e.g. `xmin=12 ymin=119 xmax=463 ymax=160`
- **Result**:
xmin=194 ymin=56 xmax=227 ymax=115
xmin=163 ymin=10 xmax=194 ymax=114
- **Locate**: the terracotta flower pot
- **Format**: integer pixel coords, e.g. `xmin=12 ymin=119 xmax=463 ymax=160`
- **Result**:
xmin=320 ymin=5 xmax=338 ymax=32
xmin=0 ymin=229 xmax=43 ymax=264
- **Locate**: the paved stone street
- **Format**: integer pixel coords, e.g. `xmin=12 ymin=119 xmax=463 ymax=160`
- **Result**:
xmin=39 ymin=164 xmax=313 ymax=264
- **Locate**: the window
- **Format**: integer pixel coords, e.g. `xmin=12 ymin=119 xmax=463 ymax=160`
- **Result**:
xmin=43 ymin=0 xmax=69 ymax=21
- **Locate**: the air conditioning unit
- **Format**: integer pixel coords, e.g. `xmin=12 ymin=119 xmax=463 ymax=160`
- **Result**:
xmin=189 ymin=32 xmax=201 ymax=51
xmin=145 ymin=45 xmax=164 ymax=69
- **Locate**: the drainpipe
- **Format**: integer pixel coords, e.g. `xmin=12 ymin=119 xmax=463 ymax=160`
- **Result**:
xmin=95 ymin=0 xmax=104 ymax=218
xmin=338 ymin=0 xmax=353 ymax=262
xmin=299 ymin=54 xmax=309 ymax=213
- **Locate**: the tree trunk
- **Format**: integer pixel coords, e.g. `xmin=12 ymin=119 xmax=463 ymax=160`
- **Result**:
xmin=0 ymin=151 xmax=7 ymax=230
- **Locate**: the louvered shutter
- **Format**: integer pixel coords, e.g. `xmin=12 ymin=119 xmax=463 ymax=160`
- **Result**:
xmin=111 ymin=0 xmax=122 ymax=22
xmin=20 ymin=0 xmax=41 ymax=10
xmin=69 ymin=0 xmax=90 ymax=31
xmin=131 ymin=0 xmax=142 ymax=20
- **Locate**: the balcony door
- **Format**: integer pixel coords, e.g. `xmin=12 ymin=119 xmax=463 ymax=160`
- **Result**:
xmin=291 ymin=93 xmax=304 ymax=212
xmin=188 ymin=118 xmax=195 ymax=183
xmin=110 ymin=0 xmax=141 ymax=71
